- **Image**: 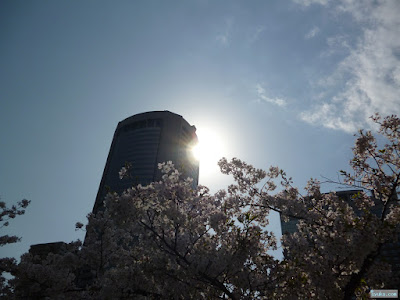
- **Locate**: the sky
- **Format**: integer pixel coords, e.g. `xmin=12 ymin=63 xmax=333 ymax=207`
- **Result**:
xmin=1 ymin=0 xmax=400 ymax=261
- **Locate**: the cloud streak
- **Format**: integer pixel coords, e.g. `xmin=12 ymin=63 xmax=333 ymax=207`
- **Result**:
xmin=249 ymin=26 xmax=266 ymax=44
xmin=216 ymin=17 xmax=234 ymax=46
xmin=305 ymin=26 xmax=320 ymax=39
xmin=256 ymin=84 xmax=287 ymax=107
xmin=293 ymin=0 xmax=330 ymax=7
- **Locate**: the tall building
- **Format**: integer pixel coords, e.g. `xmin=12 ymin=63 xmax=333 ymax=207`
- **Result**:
xmin=27 ymin=111 xmax=199 ymax=289
xmin=92 ymin=111 xmax=199 ymax=213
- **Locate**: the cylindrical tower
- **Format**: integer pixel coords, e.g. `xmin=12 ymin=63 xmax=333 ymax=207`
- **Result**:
xmin=92 ymin=111 xmax=199 ymax=213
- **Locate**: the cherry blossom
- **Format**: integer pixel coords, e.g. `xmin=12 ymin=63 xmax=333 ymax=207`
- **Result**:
xmin=7 ymin=114 xmax=400 ymax=299
xmin=0 ymin=198 xmax=30 ymax=298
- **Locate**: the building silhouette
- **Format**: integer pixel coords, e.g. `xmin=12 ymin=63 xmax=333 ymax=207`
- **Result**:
xmin=29 ymin=111 xmax=199 ymax=260
xmin=92 ymin=110 xmax=199 ymax=214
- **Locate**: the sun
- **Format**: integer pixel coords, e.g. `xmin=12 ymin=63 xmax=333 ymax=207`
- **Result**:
xmin=192 ymin=143 xmax=202 ymax=161
xmin=191 ymin=128 xmax=225 ymax=175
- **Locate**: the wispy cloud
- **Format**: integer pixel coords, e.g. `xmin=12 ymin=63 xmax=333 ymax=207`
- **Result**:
xmin=256 ymin=84 xmax=287 ymax=107
xmin=320 ymin=34 xmax=351 ymax=57
xmin=216 ymin=17 xmax=234 ymax=46
xmin=249 ymin=26 xmax=266 ymax=44
xmin=300 ymin=103 xmax=362 ymax=133
xmin=216 ymin=34 xmax=229 ymax=45
xmin=293 ymin=0 xmax=330 ymax=7
xmin=305 ymin=26 xmax=320 ymax=39
xmin=297 ymin=0 xmax=400 ymax=132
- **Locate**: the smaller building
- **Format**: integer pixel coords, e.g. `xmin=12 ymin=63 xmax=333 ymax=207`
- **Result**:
xmin=29 ymin=241 xmax=68 ymax=260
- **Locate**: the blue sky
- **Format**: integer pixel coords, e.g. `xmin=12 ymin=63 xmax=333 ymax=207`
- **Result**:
xmin=1 ymin=0 xmax=399 ymax=260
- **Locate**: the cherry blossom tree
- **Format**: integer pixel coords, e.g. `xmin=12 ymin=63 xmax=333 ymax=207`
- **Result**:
xmin=10 ymin=114 xmax=400 ymax=299
xmin=271 ymin=114 xmax=400 ymax=299
xmin=77 ymin=160 xmax=280 ymax=299
xmin=0 ymin=198 xmax=30 ymax=298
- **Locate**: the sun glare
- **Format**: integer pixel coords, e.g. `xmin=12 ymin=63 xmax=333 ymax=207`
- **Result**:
xmin=192 ymin=143 xmax=202 ymax=161
xmin=191 ymin=128 xmax=225 ymax=176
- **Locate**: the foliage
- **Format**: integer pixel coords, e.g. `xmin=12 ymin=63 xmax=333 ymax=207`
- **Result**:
xmin=0 ymin=198 xmax=30 ymax=298
xmin=7 ymin=114 xmax=400 ymax=299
